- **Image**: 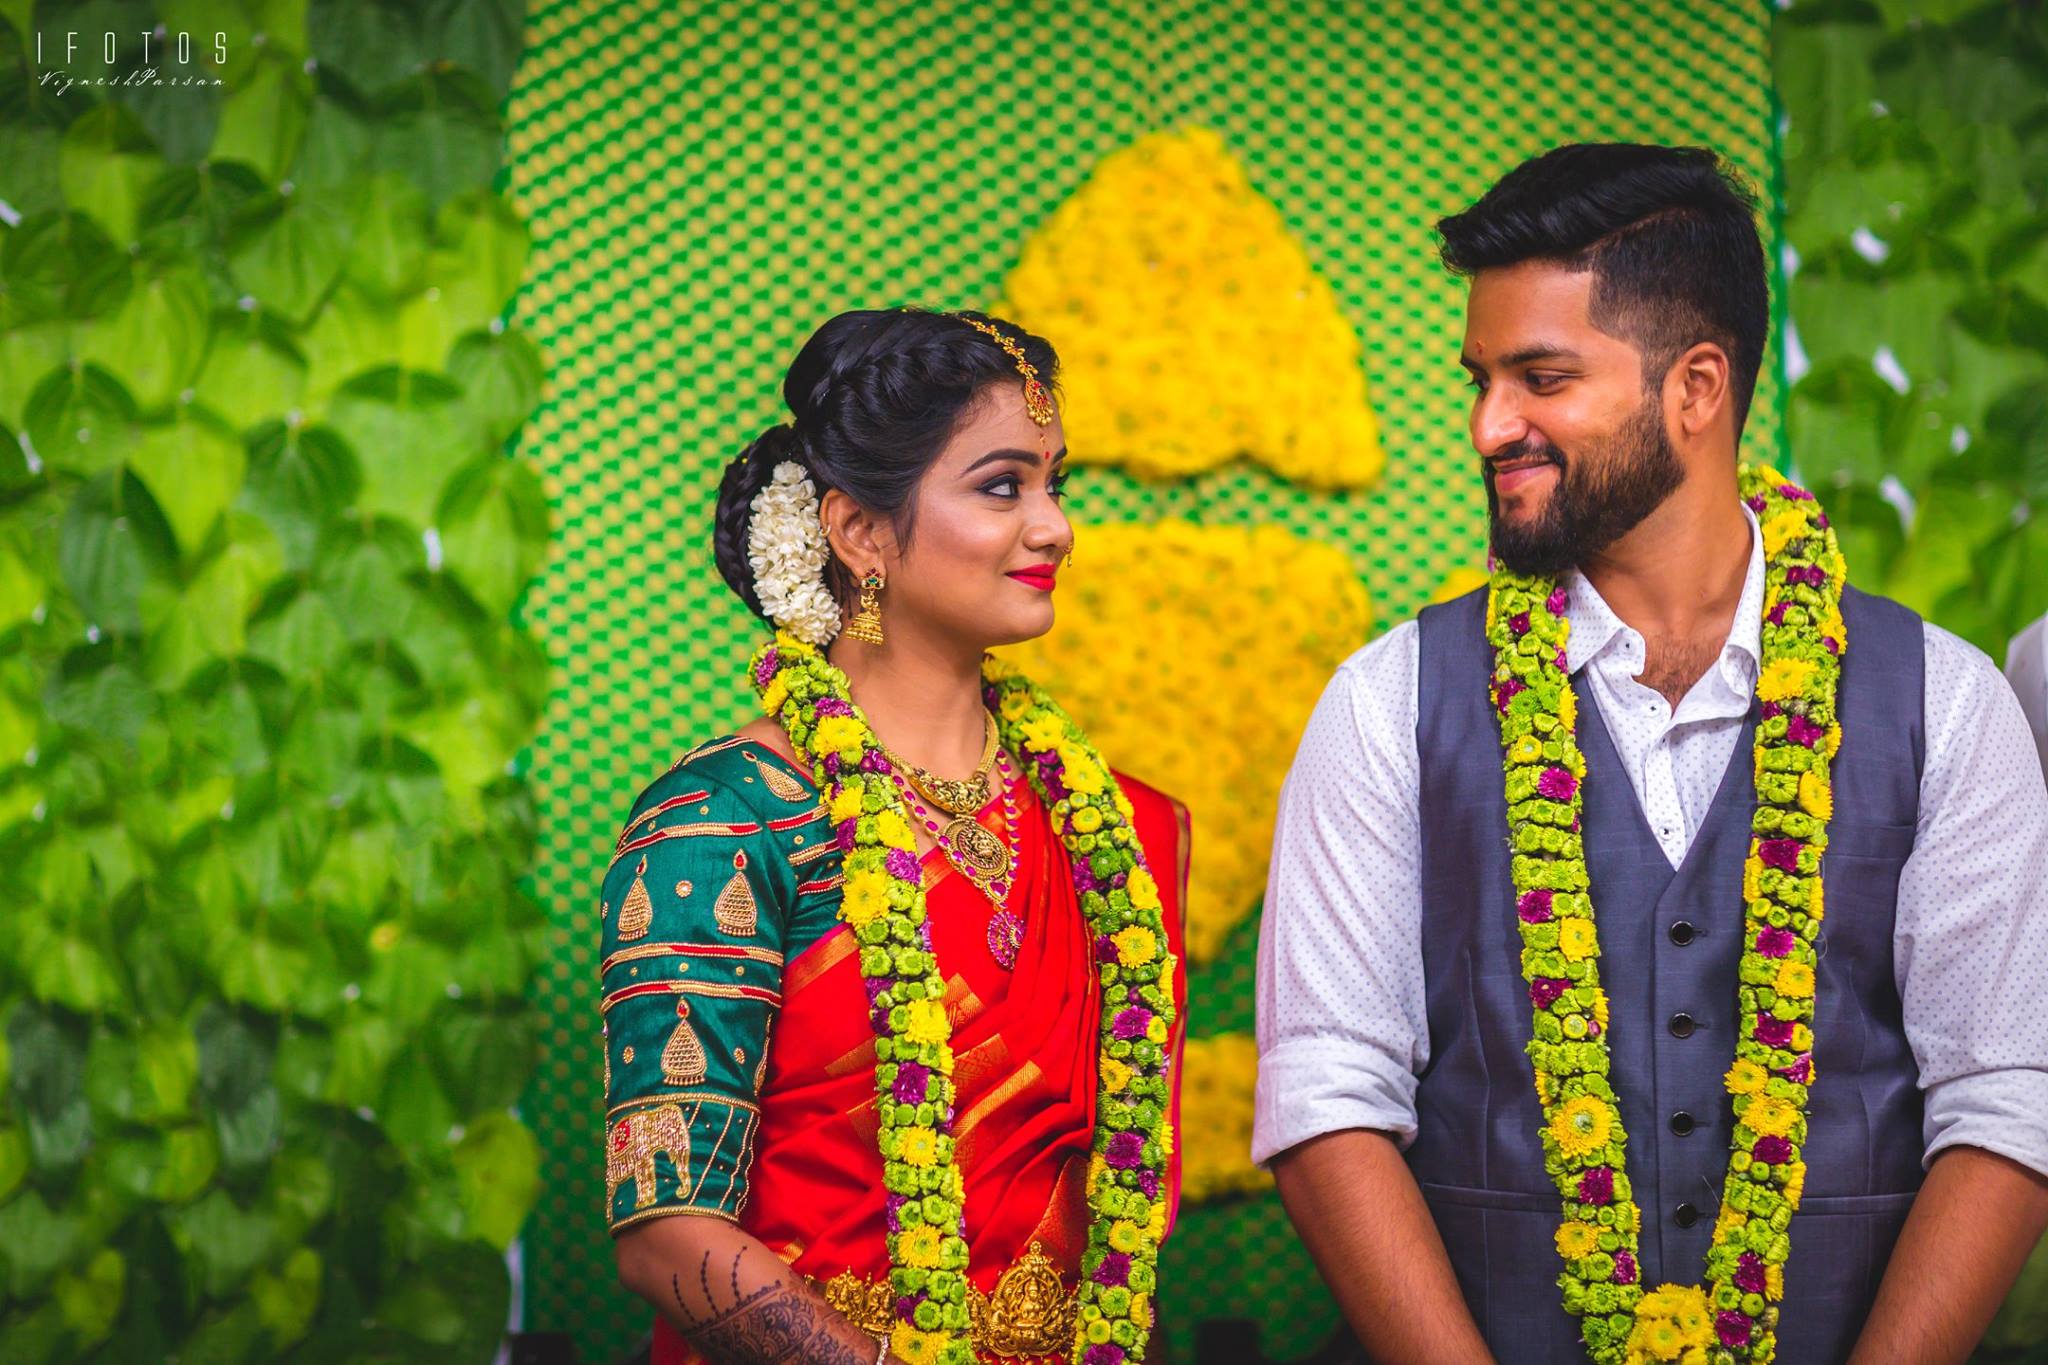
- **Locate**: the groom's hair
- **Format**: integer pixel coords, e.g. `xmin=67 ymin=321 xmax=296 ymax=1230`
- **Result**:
xmin=1436 ymin=143 xmax=1769 ymax=438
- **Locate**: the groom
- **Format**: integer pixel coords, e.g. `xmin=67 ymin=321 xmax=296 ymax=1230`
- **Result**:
xmin=1254 ymin=143 xmax=2048 ymax=1363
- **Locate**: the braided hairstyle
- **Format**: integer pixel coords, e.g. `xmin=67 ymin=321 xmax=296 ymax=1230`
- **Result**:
xmin=712 ymin=308 xmax=1060 ymax=626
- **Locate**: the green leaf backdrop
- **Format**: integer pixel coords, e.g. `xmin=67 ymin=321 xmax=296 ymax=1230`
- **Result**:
xmin=0 ymin=1 xmax=549 ymax=1361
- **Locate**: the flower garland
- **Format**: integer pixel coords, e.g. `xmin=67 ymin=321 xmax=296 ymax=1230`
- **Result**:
xmin=748 ymin=461 xmax=842 ymax=647
xmin=1487 ymin=463 xmax=1846 ymax=1365
xmin=751 ymin=633 xmax=1179 ymax=1365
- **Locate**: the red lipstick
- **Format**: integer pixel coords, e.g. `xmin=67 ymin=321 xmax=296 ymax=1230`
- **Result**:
xmin=1006 ymin=565 xmax=1058 ymax=592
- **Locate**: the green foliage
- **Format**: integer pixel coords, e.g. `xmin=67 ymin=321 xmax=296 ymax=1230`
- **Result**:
xmin=0 ymin=1 xmax=548 ymax=1360
xmin=1778 ymin=0 xmax=2048 ymax=659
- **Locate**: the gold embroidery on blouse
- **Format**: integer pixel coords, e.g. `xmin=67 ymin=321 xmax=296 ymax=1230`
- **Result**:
xmin=601 ymin=943 xmax=785 ymax=974
xmin=714 ymin=849 xmax=758 ymax=937
xmin=617 ymin=854 xmax=653 ymax=942
xmin=621 ymin=1045 xmax=635 ymax=1064
xmin=607 ymin=1103 xmax=690 ymax=1212
xmin=661 ymin=998 xmax=708 ymax=1086
xmin=789 ymin=840 xmax=836 ymax=867
xmin=749 ymin=753 xmax=810 ymax=802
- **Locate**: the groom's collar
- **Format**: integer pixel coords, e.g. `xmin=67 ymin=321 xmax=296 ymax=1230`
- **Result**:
xmin=1559 ymin=501 xmax=1765 ymax=685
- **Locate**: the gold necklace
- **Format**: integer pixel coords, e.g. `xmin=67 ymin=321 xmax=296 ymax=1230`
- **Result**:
xmin=881 ymin=713 xmax=999 ymax=816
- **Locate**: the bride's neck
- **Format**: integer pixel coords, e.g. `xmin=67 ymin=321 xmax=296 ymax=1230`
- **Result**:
xmin=826 ymin=628 xmax=989 ymax=778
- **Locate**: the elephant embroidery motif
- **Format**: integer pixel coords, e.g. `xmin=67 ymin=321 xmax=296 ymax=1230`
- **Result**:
xmin=607 ymin=1103 xmax=691 ymax=1211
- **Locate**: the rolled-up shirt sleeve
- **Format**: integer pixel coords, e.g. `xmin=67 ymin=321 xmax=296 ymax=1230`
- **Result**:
xmin=1252 ymin=622 xmax=1430 ymax=1165
xmin=1901 ymin=622 xmax=2048 ymax=1179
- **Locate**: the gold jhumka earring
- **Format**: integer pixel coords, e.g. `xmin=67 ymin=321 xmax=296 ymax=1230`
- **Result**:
xmin=846 ymin=570 xmax=886 ymax=645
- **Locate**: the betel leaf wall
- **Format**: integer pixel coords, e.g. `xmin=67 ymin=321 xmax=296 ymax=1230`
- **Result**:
xmin=1776 ymin=3 xmax=2048 ymax=1354
xmin=1778 ymin=0 xmax=2048 ymax=660
xmin=0 ymin=2 xmax=549 ymax=1362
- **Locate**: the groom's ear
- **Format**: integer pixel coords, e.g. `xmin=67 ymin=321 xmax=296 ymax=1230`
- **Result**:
xmin=1672 ymin=340 xmax=1733 ymax=440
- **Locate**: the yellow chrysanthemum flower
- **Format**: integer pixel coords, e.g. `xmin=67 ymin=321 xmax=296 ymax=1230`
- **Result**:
xmin=1726 ymin=1058 xmax=1768 ymax=1094
xmin=1112 ymin=925 xmax=1159 ymax=967
xmin=1767 ymin=1262 xmax=1785 ymax=1298
xmin=1783 ymin=1161 xmax=1806 ymax=1205
xmin=1809 ymin=873 xmax=1827 ymax=917
xmin=899 ymin=1223 xmax=943 ymax=1267
xmin=1558 ymin=917 xmax=1598 ymax=962
xmin=1743 ymin=1096 xmax=1799 ymax=1138
xmin=1592 ymin=989 xmax=1610 ymax=1030
xmin=1510 ymin=734 xmax=1543 ymax=764
xmin=1108 ymin=1219 xmax=1145 ymax=1253
xmin=1100 ymin=1056 xmax=1134 ymax=1095
xmin=1535 ymin=1070 xmax=1554 ymax=1107
xmin=874 ymin=810 xmax=917 ymax=852
xmin=813 ymin=715 xmax=866 ymax=763
xmin=1760 ymin=508 xmax=1812 ymax=558
xmin=1824 ymin=723 xmax=1843 ymax=758
xmin=890 ymin=1325 xmax=948 ymax=1365
xmin=1559 ymin=684 xmax=1576 ymax=730
xmin=1130 ymin=1292 xmax=1153 ymax=1329
xmin=1743 ymin=856 xmax=1764 ymax=902
xmin=1126 ymin=866 xmax=1161 ymax=911
xmin=895 ymin=1125 xmax=940 ymax=1168
xmin=1019 ymin=715 xmax=1066 ymax=754
xmin=1774 ymin=959 xmax=1815 ymax=998
xmin=760 ymin=676 xmax=789 ymax=716
xmin=999 ymin=689 xmax=1033 ymax=722
xmin=1797 ymin=769 xmax=1833 ymax=821
xmin=1059 ymin=743 xmax=1106 ymax=794
xmin=1547 ymin=1095 xmax=1613 ymax=1159
xmin=903 ymin=999 xmax=950 ymax=1045
xmin=1555 ymin=1220 xmax=1600 ymax=1259
xmin=830 ymin=785 xmax=864 ymax=822
xmin=1756 ymin=657 xmax=1818 ymax=703
xmin=841 ymin=871 xmax=890 ymax=928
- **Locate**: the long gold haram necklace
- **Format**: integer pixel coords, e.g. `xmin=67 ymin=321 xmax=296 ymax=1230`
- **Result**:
xmin=878 ymin=713 xmax=1027 ymax=967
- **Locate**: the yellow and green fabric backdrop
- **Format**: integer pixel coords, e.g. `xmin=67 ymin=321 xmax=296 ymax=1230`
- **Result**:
xmin=499 ymin=2 xmax=1785 ymax=1358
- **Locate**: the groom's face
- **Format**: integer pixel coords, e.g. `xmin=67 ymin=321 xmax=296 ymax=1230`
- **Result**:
xmin=1459 ymin=261 xmax=1683 ymax=577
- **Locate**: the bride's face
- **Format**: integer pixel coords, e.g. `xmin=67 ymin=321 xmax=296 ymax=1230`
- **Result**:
xmin=883 ymin=384 xmax=1071 ymax=651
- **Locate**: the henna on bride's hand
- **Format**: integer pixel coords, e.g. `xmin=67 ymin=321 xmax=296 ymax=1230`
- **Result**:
xmin=670 ymin=1248 xmax=875 ymax=1365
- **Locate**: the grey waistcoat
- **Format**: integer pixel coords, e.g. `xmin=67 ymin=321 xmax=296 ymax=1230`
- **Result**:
xmin=1407 ymin=585 xmax=1925 ymax=1364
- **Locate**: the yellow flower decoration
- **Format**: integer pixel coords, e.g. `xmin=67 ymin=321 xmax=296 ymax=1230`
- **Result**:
xmin=1756 ymin=656 xmax=1817 ymax=702
xmin=1108 ymin=1219 xmax=1145 ymax=1253
xmin=1510 ymin=734 xmax=1544 ymax=764
xmin=760 ymin=675 xmax=789 ymax=716
xmin=812 ymin=715 xmax=866 ymax=763
xmin=1558 ymin=917 xmax=1598 ymax=962
xmin=874 ymin=809 xmax=917 ymax=852
xmin=899 ymin=1224 xmax=943 ymax=1267
xmin=1100 ymin=1056 xmax=1134 ymax=1096
xmin=895 ymin=1125 xmax=940 ymax=1169
xmin=1559 ymin=682 xmax=1576 ymax=730
xmin=1591 ymin=989 xmax=1610 ymax=1030
xmin=1547 ymin=1095 xmax=1613 ymax=1159
xmin=999 ymin=689 xmax=1033 ymax=723
xmin=1797 ymin=769 xmax=1832 ymax=821
xmin=902 ymin=999 xmax=949 ymax=1046
xmin=1112 ymin=925 xmax=1159 ymax=967
xmin=1760 ymin=508 xmax=1812 ymax=558
xmin=1126 ymin=866 xmax=1161 ymax=911
xmin=997 ymin=126 xmax=1383 ymax=490
xmin=841 ymin=870 xmax=890 ymax=928
xmin=1058 ymin=742 xmax=1106 ymax=794
xmin=830 ymin=784 xmax=864 ymax=822
xmin=1743 ymin=1096 xmax=1799 ymax=1138
xmin=1774 ymin=959 xmax=1815 ymax=998
xmin=1179 ymin=1033 xmax=1269 ymax=1201
xmin=1743 ymin=855 xmax=1764 ymax=902
xmin=999 ymin=520 xmax=1373 ymax=962
xmin=1784 ymin=1161 xmax=1806 ymax=1205
xmin=1071 ymin=805 xmax=1104 ymax=833
xmin=890 ymin=1325 xmax=947 ymax=1365
xmin=1555 ymin=1220 xmax=1601 ymax=1259
xmin=1019 ymin=714 xmax=1066 ymax=753
xmin=1809 ymin=872 xmax=1827 ymax=917
xmin=1725 ymin=1058 xmax=1768 ymax=1095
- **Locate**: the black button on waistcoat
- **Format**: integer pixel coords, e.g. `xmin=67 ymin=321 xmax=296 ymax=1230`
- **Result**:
xmin=1675 ymin=1202 xmax=1701 ymax=1227
xmin=1670 ymin=1110 xmax=1696 ymax=1135
xmin=1668 ymin=920 xmax=1696 ymax=946
xmin=1668 ymin=1011 xmax=1697 ymax=1038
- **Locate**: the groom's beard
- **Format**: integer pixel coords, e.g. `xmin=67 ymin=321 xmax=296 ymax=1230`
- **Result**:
xmin=1485 ymin=397 xmax=1685 ymax=579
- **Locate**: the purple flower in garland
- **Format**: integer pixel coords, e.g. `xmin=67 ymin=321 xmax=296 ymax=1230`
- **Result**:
xmin=1095 ymin=933 xmax=1118 ymax=964
xmin=823 ymin=752 xmax=843 ymax=779
xmin=1752 ymin=1135 xmax=1794 ymax=1165
xmin=1734 ymin=1252 xmax=1767 ymax=1294
xmin=754 ymin=650 xmax=779 ymax=686
xmin=1105 ymin=1131 xmax=1145 ymax=1169
xmin=1496 ymin=677 xmax=1526 ymax=712
xmin=1755 ymin=1014 xmax=1796 ymax=1047
xmin=1758 ymin=838 xmax=1802 ymax=873
xmin=1577 ymin=1166 xmax=1614 ymax=1205
xmin=893 ymin=1061 xmax=931 ymax=1105
xmin=1612 ymin=1250 xmax=1637 ymax=1285
xmin=1717 ymin=1310 xmax=1755 ymax=1348
xmin=1755 ymin=926 xmax=1797 ymax=958
xmin=1139 ymin=1169 xmax=1160 ymax=1198
xmin=1761 ymin=701 xmax=1783 ymax=720
xmin=1767 ymin=600 xmax=1791 ymax=627
xmin=814 ymin=696 xmax=854 ymax=717
xmin=1781 ymin=1052 xmax=1814 ymax=1083
xmin=836 ymin=819 xmax=858 ymax=851
xmin=1092 ymin=1252 xmax=1133 ymax=1287
xmin=1548 ymin=587 xmax=1569 ymax=614
xmin=1112 ymin=1007 xmax=1153 ymax=1041
xmin=885 ymin=847 xmax=921 ymax=882
xmin=1787 ymin=714 xmax=1825 ymax=748
xmin=894 ymin=1292 xmax=923 ymax=1323
xmin=1082 ymin=1346 xmax=1127 ymax=1365
xmin=1530 ymin=977 xmax=1570 ymax=1009
xmin=1778 ymin=483 xmax=1814 ymax=501
xmin=1745 ymin=493 xmax=1769 ymax=514
xmin=884 ymin=1191 xmax=908 ymax=1231
xmin=860 ymin=748 xmax=890 ymax=773
xmin=1537 ymin=766 xmax=1578 ymax=802
xmin=1518 ymin=890 xmax=1555 ymax=923
xmin=1510 ymin=610 xmax=1532 ymax=636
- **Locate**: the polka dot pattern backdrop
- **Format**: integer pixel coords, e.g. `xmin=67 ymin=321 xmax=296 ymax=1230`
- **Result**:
xmin=499 ymin=1 xmax=1782 ymax=1356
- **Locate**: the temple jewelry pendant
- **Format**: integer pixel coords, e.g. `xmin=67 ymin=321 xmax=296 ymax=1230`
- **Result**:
xmin=987 ymin=908 xmax=1024 ymax=970
xmin=944 ymin=816 xmax=1010 ymax=881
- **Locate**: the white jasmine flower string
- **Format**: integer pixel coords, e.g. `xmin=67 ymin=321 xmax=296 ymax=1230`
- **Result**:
xmin=747 ymin=461 xmax=841 ymax=646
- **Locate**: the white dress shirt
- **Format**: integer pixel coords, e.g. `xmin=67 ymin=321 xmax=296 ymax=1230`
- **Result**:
xmin=2008 ymin=613 xmax=2048 ymax=782
xmin=1253 ymin=507 xmax=2048 ymax=1182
